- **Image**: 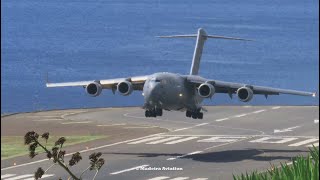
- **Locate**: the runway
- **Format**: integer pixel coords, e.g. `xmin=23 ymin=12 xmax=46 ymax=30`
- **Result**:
xmin=1 ymin=106 xmax=319 ymax=180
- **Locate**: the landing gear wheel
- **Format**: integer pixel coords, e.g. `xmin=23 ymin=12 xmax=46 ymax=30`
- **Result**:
xmin=198 ymin=112 xmax=203 ymax=119
xmin=191 ymin=113 xmax=197 ymax=119
xmin=145 ymin=110 xmax=151 ymax=117
xmin=186 ymin=110 xmax=192 ymax=117
xmin=156 ymin=108 xmax=163 ymax=116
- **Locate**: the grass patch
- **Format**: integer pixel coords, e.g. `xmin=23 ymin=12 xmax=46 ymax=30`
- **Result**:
xmin=1 ymin=135 xmax=107 ymax=160
xmin=233 ymin=146 xmax=319 ymax=180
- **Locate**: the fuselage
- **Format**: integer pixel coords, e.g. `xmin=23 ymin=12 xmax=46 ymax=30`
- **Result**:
xmin=142 ymin=72 xmax=203 ymax=112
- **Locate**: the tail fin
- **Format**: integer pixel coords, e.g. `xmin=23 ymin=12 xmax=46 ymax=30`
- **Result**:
xmin=158 ymin=28 xmax=251 ymax=75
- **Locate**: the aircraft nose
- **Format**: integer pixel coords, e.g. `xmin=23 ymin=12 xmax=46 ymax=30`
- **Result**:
xmin=144 ymin=81 xmax=162 ymax=103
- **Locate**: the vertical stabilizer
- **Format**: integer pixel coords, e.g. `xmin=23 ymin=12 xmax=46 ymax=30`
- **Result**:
xmin=190 ymin=28 xmax=207 ymax=75
xmin=157 ymin=28 xmax=251 ymax=75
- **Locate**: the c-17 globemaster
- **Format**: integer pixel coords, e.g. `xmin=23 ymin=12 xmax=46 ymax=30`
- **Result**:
xmin=46 ymin=28 xmax=316 ymax=119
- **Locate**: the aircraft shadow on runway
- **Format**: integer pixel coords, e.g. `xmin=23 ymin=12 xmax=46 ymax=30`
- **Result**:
xmin=102 ymin=149 xmax=308 ymax=163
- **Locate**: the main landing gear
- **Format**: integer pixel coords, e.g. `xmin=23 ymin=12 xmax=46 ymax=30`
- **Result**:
xmin=186 ymin=110 xmax=203 ymax=119
xmin=145 ymin=108 xmax=163 ymax=117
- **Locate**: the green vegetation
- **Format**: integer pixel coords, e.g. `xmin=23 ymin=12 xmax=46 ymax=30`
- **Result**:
xmin=233 ymin=146 xmax=319 ymax=180
xmin=1 ymin=135 xmax=107 ymax=160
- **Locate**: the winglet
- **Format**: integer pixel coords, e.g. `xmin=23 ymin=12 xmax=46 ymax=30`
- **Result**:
xmin=45 ymin=72 xmax=49 ymax=87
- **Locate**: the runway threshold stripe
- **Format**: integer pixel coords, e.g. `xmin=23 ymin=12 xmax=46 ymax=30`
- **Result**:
xmin=110 ymin=165 xmax=149 ymax=175
xmin=288 ymin=139 xmax=319 ymax=147
xmin=165 ymin=137 xmax=199 ymax=144
xmin=193 ymin=178 xmax=208 ymax=180
xmin=195 ymin=123 xmax=209 ymax=126
xmin=272 ymin=106 xmax=281 ymax=109
xmin=314 ymin=119 xmax=319 ymax=124
xmin=167 ymin=151 xmax=203 ymax=161
xmin=146 ymin=137 xmax=181 ymax=144
xmin=4 ymin=174 xmax=33 ymax=180
xmin=23 ymin=174 xmax=54 ymax=180
xmin=128 ymin=136 xmax=164 ymax=144
xmin=148 ymin=177 xmax=170 ymax=180
xmin=1 ymin=174 xmax=15 ymax=178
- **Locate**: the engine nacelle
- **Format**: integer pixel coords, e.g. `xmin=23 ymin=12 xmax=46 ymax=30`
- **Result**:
xmin=85 ymin=82 xmax=102 ymax=97
xmin=117 ymin=81 xmax=133 ymax=96
xmin=198 ymin=83 xmax=215 ymax=98
xmin=237 ymin=87 xmax=253 ymax=102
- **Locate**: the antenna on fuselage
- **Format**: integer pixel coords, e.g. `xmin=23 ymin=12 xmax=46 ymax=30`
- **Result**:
xmin=157 ymin=28 xmax=252 ymax=75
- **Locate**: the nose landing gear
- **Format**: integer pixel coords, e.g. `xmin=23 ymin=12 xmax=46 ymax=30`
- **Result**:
xmin=145 ymin=108 xmax=163 ymax=117
xmin=186 ymin=110 xmax=203 ymax=119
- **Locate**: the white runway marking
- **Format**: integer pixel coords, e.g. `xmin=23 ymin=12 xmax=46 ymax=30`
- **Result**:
xmin=198 ymin=136 xmax=247 ymax=143
xmin=124 ymin=126 xmax=157 ymax=129
xmin=3 ymin=174 xmax=33 ymax=180
xmin=170 ymin=177 xmax=189 ymax=180
xmin=193 ymin=178 xmax=208 ymax=180
xmin=110 ymin=164 xmax=149 ymax=175
xmin=23 ymin=174 xmax=55 ymax=180
xmin=165 ymin=137 xmax=199 ymax=145
xmin=167 ymin=151 xmax=203 ymax=161
xmin=250 ymin=137 xmax=298 ymax=144
xmin=174 ymin=127 xmax=193 ymax=132
xmin=195 ymin=123 xmax=209 ymax=126
xmin=128 ymin=136 xmax=164 ymax=144
xmin=307 ymin=142 xmax=319 ymax=147
xmin=1 ymin=174 xmax=15 ymax=179
xmin=146 ymin=137 xmax=181 ymax=144
xmin=148 ymin=177 xmax=170 ymax=180
xmin=97 ymin=123 xmax=126 ymax=126
xmin=272 ymin=106 xmax=281 ymax=110
xmin=274 ymin=126 xmax=300 ymax=133
xmin=288 ymin=138 xmax=319 ymax=147
xmin=234 ymin=114 xmax=247 ymax=118
xmin=251 ymin=109 xmax=266 ymax=114
xmin=1 ymin=132 xmax=165 ymax=171
xmin=61 ymin=121 xmax=92 ymax=124
xmin=215 ymin=118 xmax=229 ymax=122
xmin=314 ymin=119 xmax=319 ymax=124
xmin=33 ymin=119 xmax=64 ymax=121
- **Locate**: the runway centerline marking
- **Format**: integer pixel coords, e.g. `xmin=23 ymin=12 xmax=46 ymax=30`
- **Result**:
xmin=33 ymin=119 xmax=64 ymax=122
xmin=288 ymin=138 xmax=319 ymax=147
xmin=96 ymin=123 xmax=126 ymax=126
xmin=167 ymin=151 xmax=203 ymax=161
xmin=110 ymin=164 xmax=149 ymax=175
xmin=274 ymin=126 xmax=300 ymax=133
xmin=315 ymin=119 xmax=319 ymax=124
xmin=195 ymin=123 xmax=209 ymax=126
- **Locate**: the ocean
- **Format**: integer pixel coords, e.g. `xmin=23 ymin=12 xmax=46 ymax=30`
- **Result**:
xmin=1 ymin=0 xmax=319 ymax=113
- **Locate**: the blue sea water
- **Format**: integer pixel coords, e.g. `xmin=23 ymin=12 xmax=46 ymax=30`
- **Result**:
xmin=1 ymin=0 xmax=319 ymax=113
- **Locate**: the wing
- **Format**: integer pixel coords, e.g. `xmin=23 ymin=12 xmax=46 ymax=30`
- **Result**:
xmin=46 ymin=75 xmax=148 ymax=91
xmin=185 ymin=75 xmax=316 ymax=97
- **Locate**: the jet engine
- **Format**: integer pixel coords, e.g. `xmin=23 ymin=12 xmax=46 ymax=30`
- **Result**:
xmin=85 ymin=82 xmax=102 ymax=97
xmin=117 ymin=81 xmax=133 ymax=96
xmin=198 ymin=83 xmax=215 ymax=98
xmin=237 ymin=87 xmax=253 ymax=102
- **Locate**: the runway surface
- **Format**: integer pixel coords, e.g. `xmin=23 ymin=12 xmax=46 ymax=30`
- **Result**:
xmin=1 ymin=106 xmax=319 ymax=180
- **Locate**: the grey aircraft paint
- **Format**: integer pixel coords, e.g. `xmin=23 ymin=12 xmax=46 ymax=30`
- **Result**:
xmin=46 ymin=28 xmax=316 ymax=119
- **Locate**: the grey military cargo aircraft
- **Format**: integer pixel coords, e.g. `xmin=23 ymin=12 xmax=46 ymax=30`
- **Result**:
xmin=46 ymin=28 xmax=316 ymax=119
